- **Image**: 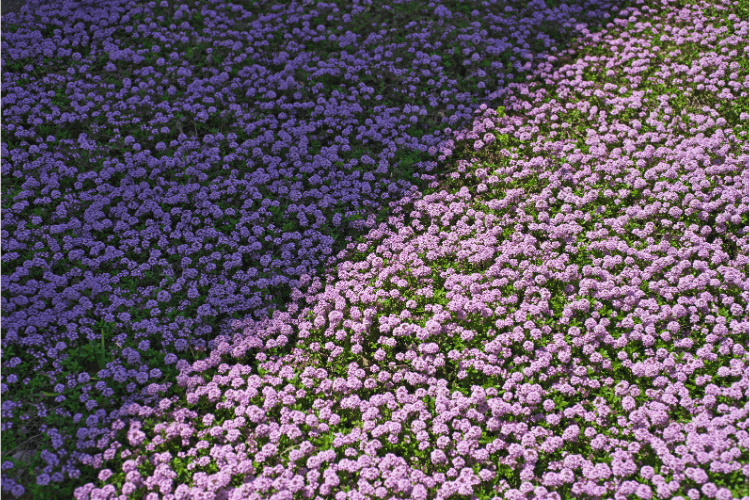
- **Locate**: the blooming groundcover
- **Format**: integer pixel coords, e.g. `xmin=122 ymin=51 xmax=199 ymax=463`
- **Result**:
xmin=1 ymin=0 xmax=749 ymax=498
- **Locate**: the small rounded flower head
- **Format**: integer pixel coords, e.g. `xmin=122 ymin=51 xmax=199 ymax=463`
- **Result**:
xmin=714 ymin=488 xmax=733 ymax=500
xmin=328 ymin=310 xmax=343 ymax=326
xmin=526 ymin=391 xmax=541 ymax=404
xmin=701 ymin=483 xmax=718 ymax=498
xmin=640 ymin=466 xmax=655 ymax=480
xmin=430 ymin=449 xmax=448 ymax=465
xmin=621 ymin=395 xmax=636 ymax=411
xmin=635 ymin=484 xmax=652 ymax=499
xmin=562 ymin=425 xmax=579 ymax=441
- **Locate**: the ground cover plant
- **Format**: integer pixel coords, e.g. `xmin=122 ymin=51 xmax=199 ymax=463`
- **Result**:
xmin=1 ymin=0 xmax=748 ymax=498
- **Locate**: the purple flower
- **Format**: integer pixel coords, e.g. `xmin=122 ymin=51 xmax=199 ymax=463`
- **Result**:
xmin=634 ymin=484 xmax=652 ymax=499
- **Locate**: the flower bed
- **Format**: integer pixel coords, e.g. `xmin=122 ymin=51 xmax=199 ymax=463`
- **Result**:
xmin=1 ymin=0 xmax=748 ymax=498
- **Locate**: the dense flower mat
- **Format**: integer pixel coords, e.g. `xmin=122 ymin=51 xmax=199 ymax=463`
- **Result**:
xmin=1 ymin=0 xmax=748 ymax=498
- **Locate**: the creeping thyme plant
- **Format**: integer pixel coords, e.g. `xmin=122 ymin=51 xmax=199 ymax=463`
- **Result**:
xmin=1 ymin=0 xmax=748 ymax=498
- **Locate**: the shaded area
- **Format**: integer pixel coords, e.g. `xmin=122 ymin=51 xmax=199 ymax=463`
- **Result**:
xmin=1 ymin=0 xmax=26 ymax=18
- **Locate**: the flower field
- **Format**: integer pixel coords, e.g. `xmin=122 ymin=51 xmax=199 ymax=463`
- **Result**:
xmin=1 ymin=0 xmax=748 ymax=498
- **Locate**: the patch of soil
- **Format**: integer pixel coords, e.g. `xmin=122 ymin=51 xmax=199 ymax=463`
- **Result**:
xmin=2 ymin=0 xmax=27 ymax=19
